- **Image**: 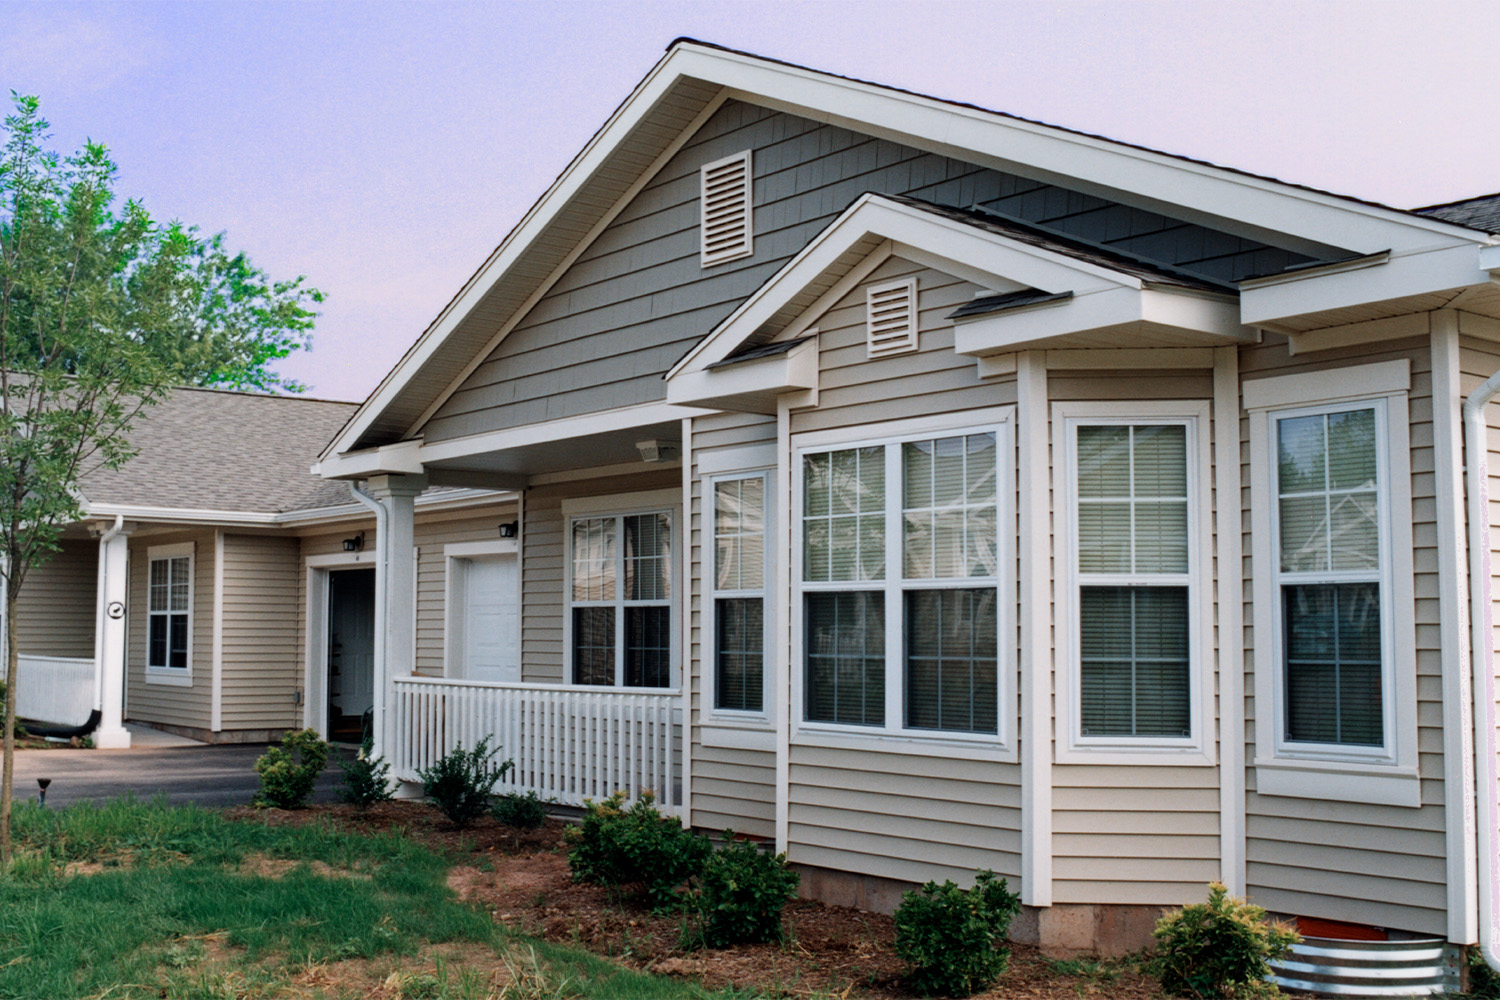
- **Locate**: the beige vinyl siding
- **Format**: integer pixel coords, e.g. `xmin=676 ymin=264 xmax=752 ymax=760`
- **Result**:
xmin=125 ymin=530 xmax=214 ymax=729
xmin=522 ymin=470 xmax=680 ymax=685
xmin=14 ymin=539 xmax=97 ymax=658
xmin=689 ymin=410 xmax=777 ymax=837
xmin=414 ymin=506 xmax=517 ymax=678
xmin=219 ymin=534 xmax=301 ymax=731
xmin=1241 ymin=331 xmax=1446 ymax=935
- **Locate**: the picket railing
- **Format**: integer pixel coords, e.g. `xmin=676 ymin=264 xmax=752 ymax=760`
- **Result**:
xmin=388 ymin=676 xmax=681 ymax=814
xmin=15 ymin=655 xmax=95 ymax=726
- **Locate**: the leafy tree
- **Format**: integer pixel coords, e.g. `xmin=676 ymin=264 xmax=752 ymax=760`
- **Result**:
xmin=0 ymin=94 xmax=323 ymax=865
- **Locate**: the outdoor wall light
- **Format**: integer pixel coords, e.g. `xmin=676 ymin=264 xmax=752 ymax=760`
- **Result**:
xmin=636 ymin=439 xmax=680 ymax=463
xmin=342 ymin=532 xmax=365 ymax=552
xmin=498 ymin=522 xmax=518 ymax=539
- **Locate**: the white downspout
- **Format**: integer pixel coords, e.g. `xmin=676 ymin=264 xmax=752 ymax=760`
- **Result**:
xmin=1464 ymin=367 xmax=1500 ymax=972
xmin=351 ymin=483 xmax=389 ymax=759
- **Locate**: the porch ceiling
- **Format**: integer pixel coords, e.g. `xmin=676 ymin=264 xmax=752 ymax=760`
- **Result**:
xmin=423 ymin=416 xmax=684 ymax=480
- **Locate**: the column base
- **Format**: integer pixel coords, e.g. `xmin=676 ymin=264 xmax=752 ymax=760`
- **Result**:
xmin=92 ymin=726 xmax=132 ymax=750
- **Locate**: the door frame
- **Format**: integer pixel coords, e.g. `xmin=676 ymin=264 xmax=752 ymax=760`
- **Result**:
xmin=303 ymin=551 xmax=377 ymax=737
xmin=442 ymin=539 xmax=519 ymax=681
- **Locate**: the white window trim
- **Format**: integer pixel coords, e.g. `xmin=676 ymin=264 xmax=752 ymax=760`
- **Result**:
xmin=703 ymin=469 xmax=775 ymax=727
xmin=1248 ymin=368 xmax=1419 ymax=808
xmin=1053 ymin=400 xmax=1215 ymax=766
xmin=562 ymin=490 xmax=681 ymax=690
xmin=790 ymin=407 xmax=1016 ymax=756
xmin=145 ymin=541 xmax=194 ymax=687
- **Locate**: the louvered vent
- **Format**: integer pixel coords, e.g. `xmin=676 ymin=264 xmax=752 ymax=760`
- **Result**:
xmin=866 ymin=278 xmax=918 ymax=357
xmin=700 ymin=150 xmax=753 ymax=267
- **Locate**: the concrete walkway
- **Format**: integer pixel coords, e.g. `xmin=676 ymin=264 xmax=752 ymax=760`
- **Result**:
xmin=7 ymin=743 xmax=352 ymax=809
xmin=124 ymin=723 xmax=204 ymax=748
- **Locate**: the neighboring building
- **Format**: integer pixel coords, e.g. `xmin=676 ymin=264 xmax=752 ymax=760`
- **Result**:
xmin=301 ymin=38 xmax=1500 ymax=957
xmin=12 ymin=385 xmax=516 ymax=747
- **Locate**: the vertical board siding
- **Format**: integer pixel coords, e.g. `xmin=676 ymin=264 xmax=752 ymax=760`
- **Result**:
xmin=689 ymin=410 xmax=777 ymax=838
xmin=422 ymin=101 xmax=1307 ymax=442
xmin=220 ymin=534 xmax=301 ymax=730
xmin=1241 ymin=332 xmax=1447 ymax=935
xmin=124 ymin=531 xmax=214 ymax=728
xmin=14 ymin=540 xmax=97 ymax=658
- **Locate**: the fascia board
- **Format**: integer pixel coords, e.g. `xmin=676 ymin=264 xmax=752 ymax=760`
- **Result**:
xmin=1480 ymin=245 xmax=1500 ymax=274
xmin=666 ymin=338 xmax=818 ymax=408
xmin=1138 ymin=289 xmax=1252 ymax=341
xmin=313 ymin=439 xmax=425 ymax=480
xmin=954 ymin=286 xmax=1148 ymax=356
xmin=82 ymin=503 xmax=281 ymax=527
xmin=417 ymin=400 xmax=711 ymax=467
xmin=1240 ymin=243 xmax=1496 ymax=327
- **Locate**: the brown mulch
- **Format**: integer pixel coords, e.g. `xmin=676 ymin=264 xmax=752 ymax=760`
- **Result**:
xmin=225 ymin=800 xmax=1164 ymax=999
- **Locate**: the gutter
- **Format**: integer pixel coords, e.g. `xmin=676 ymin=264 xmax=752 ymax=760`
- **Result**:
xmin=1464 ymin=367 xmax=1500 ymax=973
xmin=350 ymin=484 xmax=389 ymax=759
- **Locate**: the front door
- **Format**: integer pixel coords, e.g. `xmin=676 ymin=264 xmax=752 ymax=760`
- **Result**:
xmin=327 ymin=567 xmax=375 ymax=743
xmin=462 ymin=555 xmax=519 ymax=683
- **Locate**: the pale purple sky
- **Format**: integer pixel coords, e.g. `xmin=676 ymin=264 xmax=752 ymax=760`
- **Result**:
xmin=4 ymin=0 xmax=1496 ymax=401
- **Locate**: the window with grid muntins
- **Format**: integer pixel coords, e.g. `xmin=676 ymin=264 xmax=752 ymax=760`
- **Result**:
xmin=569 ymin=511 xmax=672 ymax=687
xmin=700 ymin=150 xmax=752 ymax=267
xmin=713 ymin=477 xmax=766 ymax=713
xmin=148 ymin=555 xmax=190 ymax=670
xmin=866 ymin=278 xmax=918 ymax=358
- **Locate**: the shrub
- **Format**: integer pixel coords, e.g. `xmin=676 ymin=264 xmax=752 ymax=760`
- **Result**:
xmin=894 ymin=869 xmax=1021 ymax=997
xmin=565 ymin=791 xmax=710 ymax=910
xmin=491 ymin=790 xmax=550 ymax=829
xmin=253 ymin=729 xmax=329 ymax=809
xmin=692 ymin=832 xmax=800 ymax=947
xmin=1152 ymin=882 xmax=1299 ymax=999
xmin=416 ymin=736 xmax=512 ymax=827
xmin=338 ymin=739 xmax=393 ymax=810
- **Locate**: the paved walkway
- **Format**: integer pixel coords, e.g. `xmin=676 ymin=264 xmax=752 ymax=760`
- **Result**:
xmin=7 ymin=743 xmax=352 ymax=809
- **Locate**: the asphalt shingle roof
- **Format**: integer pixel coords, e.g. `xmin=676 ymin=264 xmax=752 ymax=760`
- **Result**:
xmin=1416 ymin=193 xmax=1500 ymax=235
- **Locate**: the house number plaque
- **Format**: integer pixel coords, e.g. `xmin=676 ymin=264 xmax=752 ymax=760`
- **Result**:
xmin=106 ymin=601 xmax=125 ymax=620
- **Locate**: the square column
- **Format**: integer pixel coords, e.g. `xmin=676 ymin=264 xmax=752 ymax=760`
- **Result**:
xmin=361 ymin=474 xmax=426 ymax=764
xmin=93 ymin=521 xmax=132 ymax=749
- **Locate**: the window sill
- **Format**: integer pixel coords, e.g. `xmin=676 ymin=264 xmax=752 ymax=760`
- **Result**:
xmin=1253 ymin=757 xmax=1421 ymax=808
xmin=145 ymin=668 xmax=192 ymax=688
xmin=1056 ymin=742 xmax=1215 ymax=767
xmin=700 ymin=725 xmax=774 ymax=752
xmin=792 ymin=726 xmax=1015 ymax=762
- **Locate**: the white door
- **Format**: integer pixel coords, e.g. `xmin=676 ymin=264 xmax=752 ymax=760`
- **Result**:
xmin=462 ymin=555 xmax=519 ymax=683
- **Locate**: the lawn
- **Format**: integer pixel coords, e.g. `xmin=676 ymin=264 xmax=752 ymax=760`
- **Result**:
xmin=0 ymin=799 xmax=750 ymax=1000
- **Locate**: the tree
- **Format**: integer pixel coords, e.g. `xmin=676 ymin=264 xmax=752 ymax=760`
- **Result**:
xmin=0 ymin=94 xmax=323 ymax=864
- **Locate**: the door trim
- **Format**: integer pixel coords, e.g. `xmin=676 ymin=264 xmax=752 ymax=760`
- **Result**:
xmin=303 ymin=552 xmax=374 ymax=737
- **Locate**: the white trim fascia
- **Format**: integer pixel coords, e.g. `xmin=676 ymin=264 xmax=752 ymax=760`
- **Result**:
xmin=1241 ymin=243 xmax=1497 ymax=328
xmin=666 ymin=336 xmax=818 ymax=410
xmin=86 ymin=504 xmax=281 ymax=527
xmin=1243 ymin=359 xmax=1410 ymax=411
xmin=1252 ymin=760 xmax=1420 ymax=808
xmin=527 ymin=460 xmax=681 ymax=487
xmin=1051 ymin=399 xmax=1216 ymax=767
xmin=1432 ymin=313 xmax=1480 ymax=943
xmin=1287 ymin=312 xmax=1431 ymax=356
xmin=83 ymin=489 xmax=514 ymax=532
xmin=211 ymin=529 xmax=224 ymax=732
xmin=1016 ymin=351 xmax=1051 ymax=907
xmin=314 ymin=439 xmax=424 ymax=479
xmin=1043 ymin=347 xmax=1217 ymax=370
xmin=696 ymin=442 xmax=777 ymax=476
xmin=1213 ymin=346 xmax=1245 ymax=894
xmin=680 ymin=418 xmax=694 ymax=828
xmin=442 ymin=540 xmax=516 ymax=559
xmin=306 ymin=551 xmax=378 ymax=568
xmin=560 ymin=487 xmax=681 ymax=517
xmin=417 ymin=401 xmax=709 ymax=467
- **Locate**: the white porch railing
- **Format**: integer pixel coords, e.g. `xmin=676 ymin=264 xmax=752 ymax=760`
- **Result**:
xmin=389 ymin=677 xmax=681 ymax=815
xmin=15 ymin=655 xmax=95 ymax=726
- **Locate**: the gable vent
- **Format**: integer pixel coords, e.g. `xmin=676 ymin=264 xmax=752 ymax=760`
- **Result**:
xmin=700 ymin=150 xmax=753 ymax=267
xmin=866 ymin=278 xmax=919 ymax=357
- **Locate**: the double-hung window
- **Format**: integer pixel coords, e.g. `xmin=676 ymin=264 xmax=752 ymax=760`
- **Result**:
xmin=146 ymin=542 xmax=193 ymax=682
xmin=710 ymin=475 xmax=767 ymax=714
xmin=797 ymin=417 xmax=1009 ymax=741
xmin=568 ymin=507 xmax=674 ymax=688
xmin=1057 ymin=402 xmax=1210 ymax=761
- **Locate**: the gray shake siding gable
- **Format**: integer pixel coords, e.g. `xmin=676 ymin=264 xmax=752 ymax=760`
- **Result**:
xmin=422 ymin=100 xmax=1314 ymax=442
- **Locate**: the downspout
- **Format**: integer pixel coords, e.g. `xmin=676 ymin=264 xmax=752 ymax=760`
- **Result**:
xmin=93 ymin=514 xmax=124 ymax=710
xmin=1464 ymin=367 xmax=1500 ymax=972
xmin=351 ymin=484 xmax=389 ymax=758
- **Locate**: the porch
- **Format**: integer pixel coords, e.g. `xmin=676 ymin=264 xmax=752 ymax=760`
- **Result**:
xmin=388 ymin=677 xmax=682 ymax=815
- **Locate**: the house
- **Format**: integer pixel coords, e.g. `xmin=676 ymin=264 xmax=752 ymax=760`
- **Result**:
xmin=10 ymin=385 xmax=517 ymax=748
xmin=311 ymin=39 xmax=1500 ymax=958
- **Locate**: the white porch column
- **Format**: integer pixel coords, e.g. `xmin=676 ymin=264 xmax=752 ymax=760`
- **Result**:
xmin=93 ymin=520 xmax=132 ymax=749
xmin=361 ymin=474 xmax=425 ymax=765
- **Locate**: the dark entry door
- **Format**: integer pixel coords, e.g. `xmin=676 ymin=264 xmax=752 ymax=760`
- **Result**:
xmin=327 ymin=567 xmax=375 ymax=744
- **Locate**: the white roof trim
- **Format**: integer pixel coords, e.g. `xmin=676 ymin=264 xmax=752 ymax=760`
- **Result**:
xmin=82 ymin=488 xmax=514 ymax=530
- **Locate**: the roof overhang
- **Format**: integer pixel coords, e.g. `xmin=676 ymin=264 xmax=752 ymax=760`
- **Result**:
xmin=77 ymin=488 xmax=514 ymax=531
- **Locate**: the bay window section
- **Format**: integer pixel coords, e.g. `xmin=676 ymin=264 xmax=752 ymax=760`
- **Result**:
xmin=800 ymin=427 xmax=1003 ymax=739
xmin=569 ymin=510 xmax=673 ymax=688
xmin=711 ymin=476 xmax=767 ymax=714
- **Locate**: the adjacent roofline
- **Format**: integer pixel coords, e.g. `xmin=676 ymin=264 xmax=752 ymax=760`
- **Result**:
xmin=80 ymin=488 xmax=514 ymax=531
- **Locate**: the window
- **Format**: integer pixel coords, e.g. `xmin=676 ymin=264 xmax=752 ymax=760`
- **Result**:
xmin=1056 ymin=402 xmax=1210 ymax=762
xmin=568 ymin=508 xmax=673 ymax=688
xmin=146 ymin=543 xmax=193 ymax=680
xmin=700 ymin=150 xmax=752 ymax=267
xmin=1246 ymin=360 xmax=1417 ymax=806
xmin=711 ymin=475 xmax=767 ymax=714
xmin=797 ymin=420 xmax=1007 ymax=740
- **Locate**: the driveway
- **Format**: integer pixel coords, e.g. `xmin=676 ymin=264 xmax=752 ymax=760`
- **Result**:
xmin=6 ymin=744 xmax=353 ymax=809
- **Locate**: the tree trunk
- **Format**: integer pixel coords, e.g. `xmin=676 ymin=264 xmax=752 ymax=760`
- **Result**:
xmin=1 ymin=585 xmax=17 ymax=867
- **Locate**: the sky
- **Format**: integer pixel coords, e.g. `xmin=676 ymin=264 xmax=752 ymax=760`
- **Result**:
xmin=3 ymin=0 xmax=1497 ymax=402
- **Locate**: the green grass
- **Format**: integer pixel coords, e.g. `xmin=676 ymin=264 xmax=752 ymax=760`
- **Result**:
xmin=0 ymin=799 xmax=762 ymax=1000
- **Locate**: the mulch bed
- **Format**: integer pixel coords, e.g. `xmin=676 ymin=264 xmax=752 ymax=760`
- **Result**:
xmin=226 ymin=800 xmax=1165 ymax=999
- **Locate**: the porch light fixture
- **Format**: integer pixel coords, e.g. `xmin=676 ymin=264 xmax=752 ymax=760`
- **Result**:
xmin=498 ymin=521 xmax=518 ymax=539
xmin=342 ymin=532 xmax=364 ymax=552
xmin=636 ymin=439 xmax=680 ymax=463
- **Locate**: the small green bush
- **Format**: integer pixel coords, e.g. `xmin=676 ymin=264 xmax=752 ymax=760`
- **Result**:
xmin=416 ymin=736 xmax=512 ymax=827
xmin=338 ymin=739 xmax=393 ymax=810
xmin=894 ymin=869 xmax=1021 ymax=997
xmin=1152 ymin=882 xmax=1299 ymax=999
xmin=692 ymin=832 xmax=800 ymax=947
xmin=565 ymin=791 xmax=710 ymax=910
xmin=253 ymin=729 xmax=329 ymax=809
xmin=491 ymin=790 xmax=551 ymax=829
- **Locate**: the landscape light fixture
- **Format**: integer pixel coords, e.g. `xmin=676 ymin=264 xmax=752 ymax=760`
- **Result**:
xmin=37 ymin=777 xmax=51 ymax=808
